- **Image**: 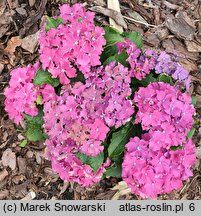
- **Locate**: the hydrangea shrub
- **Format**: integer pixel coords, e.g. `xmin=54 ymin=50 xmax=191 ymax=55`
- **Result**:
xmin=4 ymin=3 xmax=197 ymax=198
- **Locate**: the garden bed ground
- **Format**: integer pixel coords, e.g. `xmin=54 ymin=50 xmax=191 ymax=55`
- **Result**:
xmin=0 ymin=0 xmax=201 ymax=200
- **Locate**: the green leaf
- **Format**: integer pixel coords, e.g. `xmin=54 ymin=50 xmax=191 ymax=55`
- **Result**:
xmin=45 ymin=16 xmax=64 ymax=32
xmin=33 ymin=68 xmax=60 ymax=87
xmin=192 ymin=96 xmax=197 ymax=106
xmin=158 ymin=74 xmax=173 ymax=84
xmin=101 ymin=44 xmax=118 ymax=64
xmin=76 ymin=151 xmax=104 ymax=173
xmin=36 ymin=95 xmax=43 ymax=105
xmin=26 ymin=125 xmax=47 ymax=142
xmin=103 ymin=50 xmax=129 ymax=67
xmin=170 ymin=145 xmax=183 ymax=151
xmin=108 ymin=121 xmax=136 ymax=158
xmin=19 ymin=140 xmax=28 ymax=148
xmin=24 ymin=109 xmax=47 ymax=142
xmin=122 ymin=31 xmax=143 ymax=48
xmin=140 ymin=73 xmax=157 ymax=86
xmin=187 ymin=127 xmax=196 ymax=139
xmin=104 ymin=26 xmax=124 ymax=47
xmin=115 ymin=50 xmax=129 ymax=67
xmin=105 ymin=165 xmax=122 ymax=177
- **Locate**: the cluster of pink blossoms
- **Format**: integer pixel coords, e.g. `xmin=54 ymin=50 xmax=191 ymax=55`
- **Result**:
xmin=42 ymin=63 xmax=134 ymax=157
xmin=39 ymin=4 xmax=106 ymax=85
xmin=116 ymin=39 xmax=157 ymax=80
xmin=45 ymin=139 xmax=110 ymax=186
xmin=134 ymin=82 xmax=195 ymax=148
xmin=122 ymin=135 xmax=196 ymax=198
xmin=42 ymin=63 xmax=134 ymax=186
xmin=4 ymin=62 xmax=40 ymax=124
xmin=122 ymin=82 xmax=196 ymax=198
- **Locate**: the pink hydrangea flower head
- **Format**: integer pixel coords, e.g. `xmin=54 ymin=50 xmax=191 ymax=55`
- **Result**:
xmin=45 ymin=138 xmax=110 ymax=186
xmin=38 ymin=4 xmax=106 ymax=84
xmin=122 ymin=134 xmax=196 ymax=198
xmin=134 ymin=82 xmax=195 ymax=147
xmin=4 ymin=62 xmax=40 ymax=124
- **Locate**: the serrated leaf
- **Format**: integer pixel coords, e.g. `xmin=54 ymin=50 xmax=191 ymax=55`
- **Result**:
xmin=122 ymin=31 xmax=143 ymax=48
xmin=25 ymin=109 xmax=47 ymax=142
xmin=158 ymin=74 xmax=173 ymax=84
xmin=192 ymin=96 xmax=197 ymax=106
xmin=76 ymin=151 xmax=104 ymax=173
xmin=105 ymin=165 xmax=122 ymax=177
xmin=104 ymin=26 xmax=124 ymax=47
xmin=108 ymin=121 xmax=136 ymax=158
xmin=45 ymin=16 xmax=64 ymax=32
xmin=26 ymin=125 xmax=47 ymax=142
xmin=187 ymin=128 xmax=196 ymax=138
xmin=33 ymin=68 xmax=60 ymax=87
xmin=19 ymin=140 xmax=28 ymax=148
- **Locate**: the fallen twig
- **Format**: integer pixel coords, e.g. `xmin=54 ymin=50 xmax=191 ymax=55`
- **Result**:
xmin=123 ymin=15 xmax=157 ymax=27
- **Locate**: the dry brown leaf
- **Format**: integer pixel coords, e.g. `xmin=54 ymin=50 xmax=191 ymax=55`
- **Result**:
xmin=90 ymin=6 xmax=127 ymax=29
xmin=0 ymin=169 xmax=8 ymax=182
xmin=21 ymin=33 xmax=38 ymax=53
xmin=5 ymin=36 xmax=22 ymax=54
xmin=127 ymin=10 xmax=149 ymax=26
xmin=2 ymin=148 xmax=16 ymax=170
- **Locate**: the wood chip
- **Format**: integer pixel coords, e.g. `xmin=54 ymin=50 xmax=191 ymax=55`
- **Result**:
xmin=165 ymin=16 xmax=195 ymax=40
xmin=2 ymin=148 xmax=16 ymax=170
xmin=0 ymin=169 xmax=8 ymax=182
xmin=185 ymin=40 xmax=201 ymax=52
xmin=16 ymin=7 xmax=27 ymax=16
xmin=28 ymin=0 xmax=36 ymax=7
xmin=17 ymin=157 xmax=26 ymax=174
xmin=0 ymin=190 xmax=9 ymax=200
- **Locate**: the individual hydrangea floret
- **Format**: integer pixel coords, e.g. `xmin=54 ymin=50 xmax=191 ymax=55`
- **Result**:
xmin=4 ymin=62 xmax=40 ymax=124
xmin=45 ymin=138 xmax=110 ymax=186
xmin=122 ymin=134 xmax=196 ymax=198
xmin=39 ymin=3 xmax=106 ymax=84
xmin=134 ymin=82 xmax=195 ymax=147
